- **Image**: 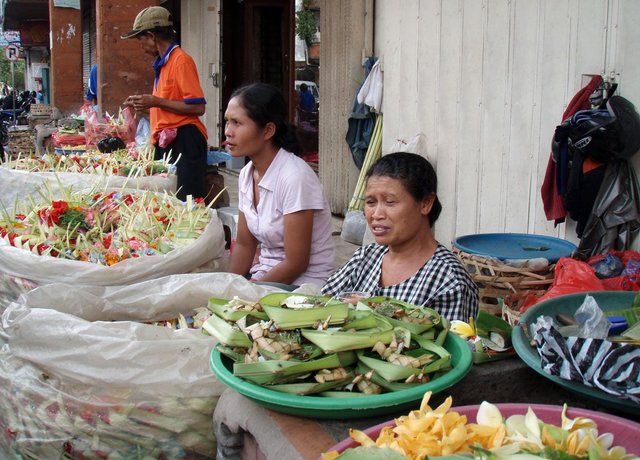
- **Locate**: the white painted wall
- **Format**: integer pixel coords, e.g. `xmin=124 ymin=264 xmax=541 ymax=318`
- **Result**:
xmin=180 ymin=0 xmax=222 ymax=146
xmin=374 ymin=0 xmax=640 ymax=249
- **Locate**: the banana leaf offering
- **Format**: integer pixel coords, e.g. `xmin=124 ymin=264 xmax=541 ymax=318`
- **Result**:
xmin=203 ymin=293 xmax=454 ymax=396
xmin=450 ymin=311 xmax=515 ymax=364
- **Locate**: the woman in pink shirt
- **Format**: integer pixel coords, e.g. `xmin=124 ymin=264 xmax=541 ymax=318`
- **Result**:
xmin=225 ymin=83 xmax=335 ymax=286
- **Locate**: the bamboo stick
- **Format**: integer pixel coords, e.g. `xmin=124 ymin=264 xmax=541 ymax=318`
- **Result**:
xmin=348 ymin=114 xmax=384 ymax=211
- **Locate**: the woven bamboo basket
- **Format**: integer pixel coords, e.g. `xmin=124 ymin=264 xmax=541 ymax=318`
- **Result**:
xmin=30 ymin=104 xmax=52 ymax=116
xmin=453 ymin=247 xmax=554 ymax=318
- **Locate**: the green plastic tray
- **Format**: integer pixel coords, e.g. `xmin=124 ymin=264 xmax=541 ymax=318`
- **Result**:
xmin=210 ymin=333 xmax=472 ymax=419
xmin=512 ymin=291 xmax=639 ymax=415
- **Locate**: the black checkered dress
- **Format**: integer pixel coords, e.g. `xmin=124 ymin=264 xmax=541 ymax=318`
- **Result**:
xmin=322 ymin=244 xmax=479 ymax=321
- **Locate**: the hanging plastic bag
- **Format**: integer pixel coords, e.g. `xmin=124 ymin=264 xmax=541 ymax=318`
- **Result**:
xmin=159 ymin=127 xmax=178 ymax=148
xmin=385 ymin=132 xmax=428 ymax=156
xmin=135 ymin=116 xmax=151 ymax=150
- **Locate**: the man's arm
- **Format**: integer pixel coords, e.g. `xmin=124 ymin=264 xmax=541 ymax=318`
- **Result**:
xmin=125 ymin=94 xmax=204 ymax=116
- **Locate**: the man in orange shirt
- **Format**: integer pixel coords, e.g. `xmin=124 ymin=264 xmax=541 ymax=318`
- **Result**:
xmin=123 ymin=6 xmax=208 ymax=201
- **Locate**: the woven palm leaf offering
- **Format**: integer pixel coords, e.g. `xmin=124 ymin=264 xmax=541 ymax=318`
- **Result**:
xmin=1 ymin=144 xmax=174 ymax=178
xmin=205 ymin=293 xmax=458 ymax=396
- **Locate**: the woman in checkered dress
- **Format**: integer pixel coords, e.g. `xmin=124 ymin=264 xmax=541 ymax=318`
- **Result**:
xmin=322 ymin=152 xmax=478 ymax=322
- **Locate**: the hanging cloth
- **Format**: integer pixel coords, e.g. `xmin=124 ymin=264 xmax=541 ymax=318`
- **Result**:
xmin=577 ymin=160 xmax=640 ymax=258
xmin=541 ymin=75 xmax=603 ymax=224
xmin=345 ymin=57 xmax=377 ymax=169
xmin=357 ymin=59 xmax=383 ymax=113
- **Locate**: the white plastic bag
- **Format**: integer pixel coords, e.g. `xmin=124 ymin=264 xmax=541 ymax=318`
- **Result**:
xmin=0 ymin=166 xmax=177 ymax=211
xmin=573 ymin=294 xmax=611 ymax=339
xmin=385 ymin=132 xmax=428 ymax=156
xmin=0 ymin=273 xmax=318 ymax=458
xmin=340 ymin=210 xmax=368 ymax=246
xmin=135 ymin=116 xmax=151 ymax=150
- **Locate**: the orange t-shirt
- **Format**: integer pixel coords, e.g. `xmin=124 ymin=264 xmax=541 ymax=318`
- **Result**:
xmin=150 ymin=46 xmax=208 ymax=144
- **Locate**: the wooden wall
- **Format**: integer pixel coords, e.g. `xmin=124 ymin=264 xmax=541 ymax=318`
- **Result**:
xmin=371 ymin=0 xmax=640 ymax=248
xmin=318 ymin=0 xmax=374 ymax=215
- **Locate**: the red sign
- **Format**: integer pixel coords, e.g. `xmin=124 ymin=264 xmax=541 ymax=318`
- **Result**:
xmin=19 ymin=21 xmax=49 ymax=46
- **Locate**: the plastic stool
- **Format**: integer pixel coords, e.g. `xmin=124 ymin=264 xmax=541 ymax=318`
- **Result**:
xmin=217 ymin=206 xmax=239 ymax=241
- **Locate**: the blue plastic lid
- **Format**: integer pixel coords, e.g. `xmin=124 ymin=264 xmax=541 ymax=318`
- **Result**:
xmin=453 ymin=233 xmax=577 ymax=263
xmin=207 ymin=150 xmax=232 ymax=165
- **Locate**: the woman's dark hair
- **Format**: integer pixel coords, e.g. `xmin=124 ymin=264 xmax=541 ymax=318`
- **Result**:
xmin=230 ymin=83 xmax=301 ymax=155
xmin=365 ymin=152 xmax=443 ymax=225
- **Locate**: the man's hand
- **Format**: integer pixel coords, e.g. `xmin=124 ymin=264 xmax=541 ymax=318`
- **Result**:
xmin=125 ymin=94 xmax=155 ymax=111
xmin=124 ymin=94 xmax=205 ymax=117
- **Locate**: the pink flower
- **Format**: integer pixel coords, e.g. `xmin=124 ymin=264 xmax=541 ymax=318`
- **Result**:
xmin=128 ymin=238 xmax=142 ymax=251
xmin=85 ymin=211 xmax=95 ymax=226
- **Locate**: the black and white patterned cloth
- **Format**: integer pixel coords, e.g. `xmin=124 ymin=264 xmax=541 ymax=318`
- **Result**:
xmin=322 ymin=243 xmax=479 ymax=321
xmin=533 ymin=317 xmax=640 ymax=405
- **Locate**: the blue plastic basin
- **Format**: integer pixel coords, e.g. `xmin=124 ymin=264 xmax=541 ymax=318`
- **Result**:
xmin=453 ymin=233 xmax=577 ymax=262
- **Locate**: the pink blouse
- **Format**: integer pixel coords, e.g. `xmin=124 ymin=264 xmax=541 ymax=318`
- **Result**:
xmin=238 ymin=149 xmax=335 ymax=286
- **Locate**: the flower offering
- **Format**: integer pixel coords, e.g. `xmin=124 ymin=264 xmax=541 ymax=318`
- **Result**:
xmin=1 ymin=145 xmax=173 ymax=178
xmin=0 ymin=184 xmax=213 ymax=265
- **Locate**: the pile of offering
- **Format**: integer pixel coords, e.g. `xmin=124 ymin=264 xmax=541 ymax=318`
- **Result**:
xmin=205 ymin=293 xmax=455 ymax=395
xmin=149 ymin=307 xmax=212 ymax=329
xmin=322 ymin=392 xmax=637 ymax=459
xmin=0 ymin=386 xmax=218 ymax=459
xmin=450 ymin=311 xmax=515 ymax=363
xmin=2 ymin=146 xmax=173 ymax=178
xmin=0 ymin=184 xmax=213 ymax=265
xmin=84 ymin=108 xmax=136 ymax=147
xmin=51 ymin=118 xmax=86 ymax=148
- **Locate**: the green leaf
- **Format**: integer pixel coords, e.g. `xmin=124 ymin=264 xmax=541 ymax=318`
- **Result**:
xmin=202 ymin=314 xmax=251 ymax=348
xmin=356 ymin=352 xmax=422 ymax=382
xmin=215 ymin=344 xmax=246 ymax=363
xmin=301 ymin=315 xmax=394 ymax=353
xmin=343 ymin=309 xmax=378 ymax=330
xmin=269 ymin=374 xmax=353 ymax=395
xmin=207 ymin=297 xmax=268 ymax=321
xmin=360 ymin=296 xmax=440 ymax=334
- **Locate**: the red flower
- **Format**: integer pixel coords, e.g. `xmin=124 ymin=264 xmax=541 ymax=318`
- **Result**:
xmin=37 ymin=200 xmax=70 ymax=225
xmin=102 ymin=234 xmax=112 ymax=249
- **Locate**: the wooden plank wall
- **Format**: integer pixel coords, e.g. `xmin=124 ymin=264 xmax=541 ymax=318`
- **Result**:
xmin=374 ymin=0 xmax=640 ymax=249
xmin=318 ymin=0 xmax=374 ymax=215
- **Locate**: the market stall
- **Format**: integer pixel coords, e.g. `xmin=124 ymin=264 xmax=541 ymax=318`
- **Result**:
xmin=208 ymin=289 xmax=640 ymax=459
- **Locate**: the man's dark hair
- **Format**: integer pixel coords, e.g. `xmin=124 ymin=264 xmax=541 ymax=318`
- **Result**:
xmin=148 ymin=26 xmax=176 ymax=42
